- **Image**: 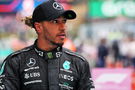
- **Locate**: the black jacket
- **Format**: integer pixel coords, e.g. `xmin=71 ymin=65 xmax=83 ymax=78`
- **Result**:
xmin=0 ymin=42 xmax=95 ymax=90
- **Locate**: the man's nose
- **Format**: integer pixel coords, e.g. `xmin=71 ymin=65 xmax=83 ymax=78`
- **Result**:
xmin=59 ymin=23 xmax=66 ymax=31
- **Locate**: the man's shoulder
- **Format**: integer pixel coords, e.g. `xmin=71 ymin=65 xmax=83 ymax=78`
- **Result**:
xmin=7 ymin=45 xmax=33 ymax=59
xmin=63 ymin=48 xmax=86 ymax=62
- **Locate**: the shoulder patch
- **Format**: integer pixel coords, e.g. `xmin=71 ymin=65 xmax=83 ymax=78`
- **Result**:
xmin=64 ymin=49 xmax=86 ymax=61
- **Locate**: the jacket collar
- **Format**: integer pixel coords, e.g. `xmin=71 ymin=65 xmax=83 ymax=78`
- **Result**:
xmin=33 ymin=40 xmax=63 ymax=60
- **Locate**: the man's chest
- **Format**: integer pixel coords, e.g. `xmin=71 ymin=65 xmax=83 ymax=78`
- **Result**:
xmin=19 ymin=56 xmax=79 ymax=90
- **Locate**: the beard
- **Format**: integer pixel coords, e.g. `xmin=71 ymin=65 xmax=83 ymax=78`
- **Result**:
xmin=50 ymin=40 xmax=64 ymax=47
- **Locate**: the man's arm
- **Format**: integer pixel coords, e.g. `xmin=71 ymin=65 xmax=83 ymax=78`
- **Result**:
xmin=77 ymin=60 xmax=95 ymax=90
xmin=0 ymin=55 xmax=20 ymax=90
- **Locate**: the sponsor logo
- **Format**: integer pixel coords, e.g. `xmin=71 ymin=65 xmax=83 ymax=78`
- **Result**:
xmin=59 ymin=74 xmax=74 ymax=82
xmin=35 ymin=48 xmax=43 ymax=57
xmin=57 ymin=47 xmax=60 ymax=51
xmin=63 ymin=82 xmax=69 ymax=86
xmin=27 ymin=58 xmax=36 ymax=67
xmin=63 ymin=61 xmax=71 ymax=70
xmin=0 ymin=75 xmax=5 ymax=78
xmin=0 ymin=85 xmax=5 ymax=90
xmin=60 ymin=68 xmax=72 ymax=73
xmin=53 ymin=2 xmax=63 ymax=10
xmin=24 ymin=66 xmax=39 ymax=72
xmin=24 ymin=73 xmax=29 ymax=79
xmin=59 ymin=83 xmax=73 ymax=90
xmin=56 ymin=52 xmax=62 ymax=58
xmin=0 ymin=76 xmax=5 ymax=90
xmin=47 ymin=52 xmax=53 ymax=59
xmin=24 ymin=72 xmax=40 ymax=79
xmin=24 ymin=80 xmax=42 ymax=85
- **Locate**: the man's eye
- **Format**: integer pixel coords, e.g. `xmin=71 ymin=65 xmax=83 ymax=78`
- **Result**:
xmin=63 ymin=20 xmax=67 ymax=23
xmin=51 ymin=20 xmax=58 ymax=24
xmin=50 ymin=19 xmax=67 ymax=24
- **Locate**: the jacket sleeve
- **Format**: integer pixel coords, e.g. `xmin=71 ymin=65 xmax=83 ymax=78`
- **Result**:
xmin=0 ymin=55 xmax=21 ymax=90
xmin=77 ymin=60 xmax=95 ymax=90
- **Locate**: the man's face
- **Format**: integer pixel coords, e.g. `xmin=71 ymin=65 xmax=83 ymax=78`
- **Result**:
xmin=38 ymin=17 xmax=67 ymax=46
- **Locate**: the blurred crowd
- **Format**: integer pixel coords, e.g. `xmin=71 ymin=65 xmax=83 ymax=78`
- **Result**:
xmin=77 ymin=35 xmax=135 ymax=69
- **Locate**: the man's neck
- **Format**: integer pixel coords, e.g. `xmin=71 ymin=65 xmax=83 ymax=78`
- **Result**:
xmin=37 ymin=39 xmax=57 ymax=51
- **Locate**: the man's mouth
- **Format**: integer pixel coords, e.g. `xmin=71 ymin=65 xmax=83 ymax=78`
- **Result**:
xmin=57 ymin=33 xmax=66 ymax=39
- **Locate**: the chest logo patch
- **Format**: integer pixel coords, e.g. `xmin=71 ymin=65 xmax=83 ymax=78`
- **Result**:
xmin=63 ymin=61 xmax=71 ymax=70
xmin=27 ymin=58 xmax=36 ymax=67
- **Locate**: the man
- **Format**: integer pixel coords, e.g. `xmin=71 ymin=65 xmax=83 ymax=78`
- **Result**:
xmin=0 ymin=0 xmax=95 ymax=90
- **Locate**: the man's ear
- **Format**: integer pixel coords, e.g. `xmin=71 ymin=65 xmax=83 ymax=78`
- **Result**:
xmin=34 ymin=22 xmax=42 ymax=33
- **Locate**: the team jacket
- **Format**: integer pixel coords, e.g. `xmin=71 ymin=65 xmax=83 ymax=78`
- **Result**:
xmin=0 ymin=41 xmax=95 ymax=90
